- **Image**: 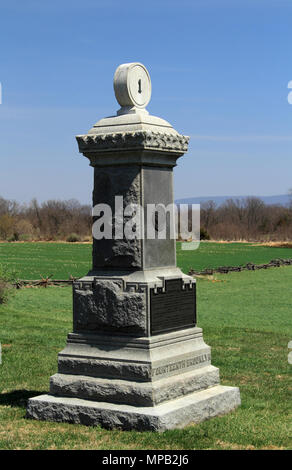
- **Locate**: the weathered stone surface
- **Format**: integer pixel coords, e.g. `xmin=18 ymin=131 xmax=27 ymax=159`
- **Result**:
xmin=92 ymin=166 xmax=142 ymax=269
xmin=73 ymin=279 xmax=147 ymax=335
xmin=76 ymin=131 xmax=189 ymax=154
xmin=57 ymin=356 xmax=153 ymax=382
xmin=50 ymin=365 xmax=220 ymax=406
xmin=57 ymin=327 xmax=211 ymax=382
xmin=26 ymin=385 xmax=241 ymax=431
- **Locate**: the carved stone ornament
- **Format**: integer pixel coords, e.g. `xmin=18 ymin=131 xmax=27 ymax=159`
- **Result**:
xmin=76 ymin=130 xmax=189 ymax=154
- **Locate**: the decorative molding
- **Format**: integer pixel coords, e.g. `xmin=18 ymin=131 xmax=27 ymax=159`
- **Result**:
xmin=76 ymin=131 xmax=189 ymax=154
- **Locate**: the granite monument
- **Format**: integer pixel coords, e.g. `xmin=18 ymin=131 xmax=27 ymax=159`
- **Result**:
xmin=26 ymin=62 xmax=240 ymax=431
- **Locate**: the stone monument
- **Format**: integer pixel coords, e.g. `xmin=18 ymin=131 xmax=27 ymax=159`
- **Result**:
xmin=26 ymin=62 xmax=240 ymax=431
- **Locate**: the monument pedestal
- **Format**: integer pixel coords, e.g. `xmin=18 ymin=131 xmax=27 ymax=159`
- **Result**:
xmin=27 ymin=272 xmax=240 ymax=430
xmin=26 ymin=62 xmax=240 ymax=430
xmin=27 ymin=323 xmax=240 ymax=431
xmin=27 ymin=386 xmax=240 ymax=432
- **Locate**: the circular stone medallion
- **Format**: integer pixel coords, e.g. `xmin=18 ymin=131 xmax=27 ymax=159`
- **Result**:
xmin=114 ymin=62 xmax=152 ymax=109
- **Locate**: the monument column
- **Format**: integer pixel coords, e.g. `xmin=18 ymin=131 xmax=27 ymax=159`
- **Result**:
xmin=27 ymin=63 xmax=240 ymax=431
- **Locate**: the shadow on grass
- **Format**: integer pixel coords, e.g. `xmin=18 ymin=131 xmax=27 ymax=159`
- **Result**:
xmin=0 ymin=390 xmax=44 ymax=408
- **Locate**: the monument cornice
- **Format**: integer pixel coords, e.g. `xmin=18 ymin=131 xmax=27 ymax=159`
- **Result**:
xmin=76 ymin=130 xmax=189 ymax=154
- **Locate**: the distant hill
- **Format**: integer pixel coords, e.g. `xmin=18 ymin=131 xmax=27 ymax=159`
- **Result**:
xmin=175 ymin=194 xmax=291 ymax=207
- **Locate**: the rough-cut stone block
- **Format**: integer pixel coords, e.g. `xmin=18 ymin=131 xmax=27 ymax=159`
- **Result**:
xmin=57 ymin=356 xmax=153 ymax=382
xmin=73 ymin=279 xmax=147 ymax=335
xmin=49 ymin=365 xmax=220 ymax=406
xmin=26 ymin=385 xmax=241 ymax=431
xmin=92 ymin=166 xmax=142 ymax=269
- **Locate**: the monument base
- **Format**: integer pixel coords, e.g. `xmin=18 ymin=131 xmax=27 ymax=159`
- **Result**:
xmin=26 ymin=326 xmax=240 ymax=431
xmin=26 ymin=385 xmax=240 ymax=431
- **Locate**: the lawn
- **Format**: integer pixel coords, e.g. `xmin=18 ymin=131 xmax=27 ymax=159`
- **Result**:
xmin=1 ymin=241 xmax=292 ymax=279
xmin=0 ymin=242 xmax=92 ymax=280
xmin=0 ymin=266 xmax=291 ymax=450
xmin=176 ymin=241 xmax=292 ymax=274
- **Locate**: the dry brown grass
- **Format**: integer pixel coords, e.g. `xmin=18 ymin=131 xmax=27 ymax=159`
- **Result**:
xmin=253 ymin=241 xmax=292 ymax=248
xmin=215 ymin=440 xmax=285 ymax=450
xmin=216 ymin=440 xmax=256 ymax=450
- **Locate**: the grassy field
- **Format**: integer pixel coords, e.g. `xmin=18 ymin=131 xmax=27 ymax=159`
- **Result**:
xmin=177 ymin=241 xmax=292 ymax=274
xmin=0 ymin=266 xmax=291 ymax=450
xmin=0 ymin=242 xmax=92 ymax=280
xmin=1 ymin=241 xmax=292 ymax=279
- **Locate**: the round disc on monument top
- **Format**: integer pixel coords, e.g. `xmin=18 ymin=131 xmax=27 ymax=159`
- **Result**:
xmin=114 ymin=62 xmax=152 ymax=109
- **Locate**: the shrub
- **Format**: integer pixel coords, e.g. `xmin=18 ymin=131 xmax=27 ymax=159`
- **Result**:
xmin=7 ymin=233 xmax=19 ymax=242
xmin=66 ymin=233 xmax=81 ymax=243
xmin=0 ymin=214 xmax=15 ymax=240
xmin=0 ymin=265 xmax=17 ymax=304
xmin=200 ymin=227 xmax=210 ymax=240
xmin=7 ymin=235 xmax=17 ymax=242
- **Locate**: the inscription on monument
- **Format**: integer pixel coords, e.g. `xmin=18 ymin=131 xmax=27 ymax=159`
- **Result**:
xmin=152 ymin=353 xmax=211 ymax=377
xmin=150 ymin=279 xmax=196 ymax=335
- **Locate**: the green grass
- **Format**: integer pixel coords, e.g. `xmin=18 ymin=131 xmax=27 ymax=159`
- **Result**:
xmin=0 ymin=242 xmax=92 ymax=280
xmin=177 ymin=241 xmax=292 ymax=274
xmin=0 ymin=267 xmax=291 ymax=449
xmin=1 ymin=241 xmax=292 ymax=279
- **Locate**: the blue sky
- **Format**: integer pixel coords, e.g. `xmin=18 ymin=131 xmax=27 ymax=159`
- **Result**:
xmin=0 ymin=0 xmax=291 ymax=204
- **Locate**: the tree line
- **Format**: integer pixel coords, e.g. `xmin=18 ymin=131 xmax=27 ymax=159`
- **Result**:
xmin=0 ymin=195 xmax=291 ymax=242
xmin=0 ymin=197 xmax=91 ymax=242
xmin=199 ymin=197 xmax=292 ymax=241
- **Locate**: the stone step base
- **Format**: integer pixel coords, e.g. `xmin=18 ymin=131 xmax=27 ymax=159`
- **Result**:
xmin=26 ymin=385 xmax=241 ymax=431
xmin=58 ymin=327 xmax=211 ymax=383
xmin=50 ymin=365 xmax=220 ymax=407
